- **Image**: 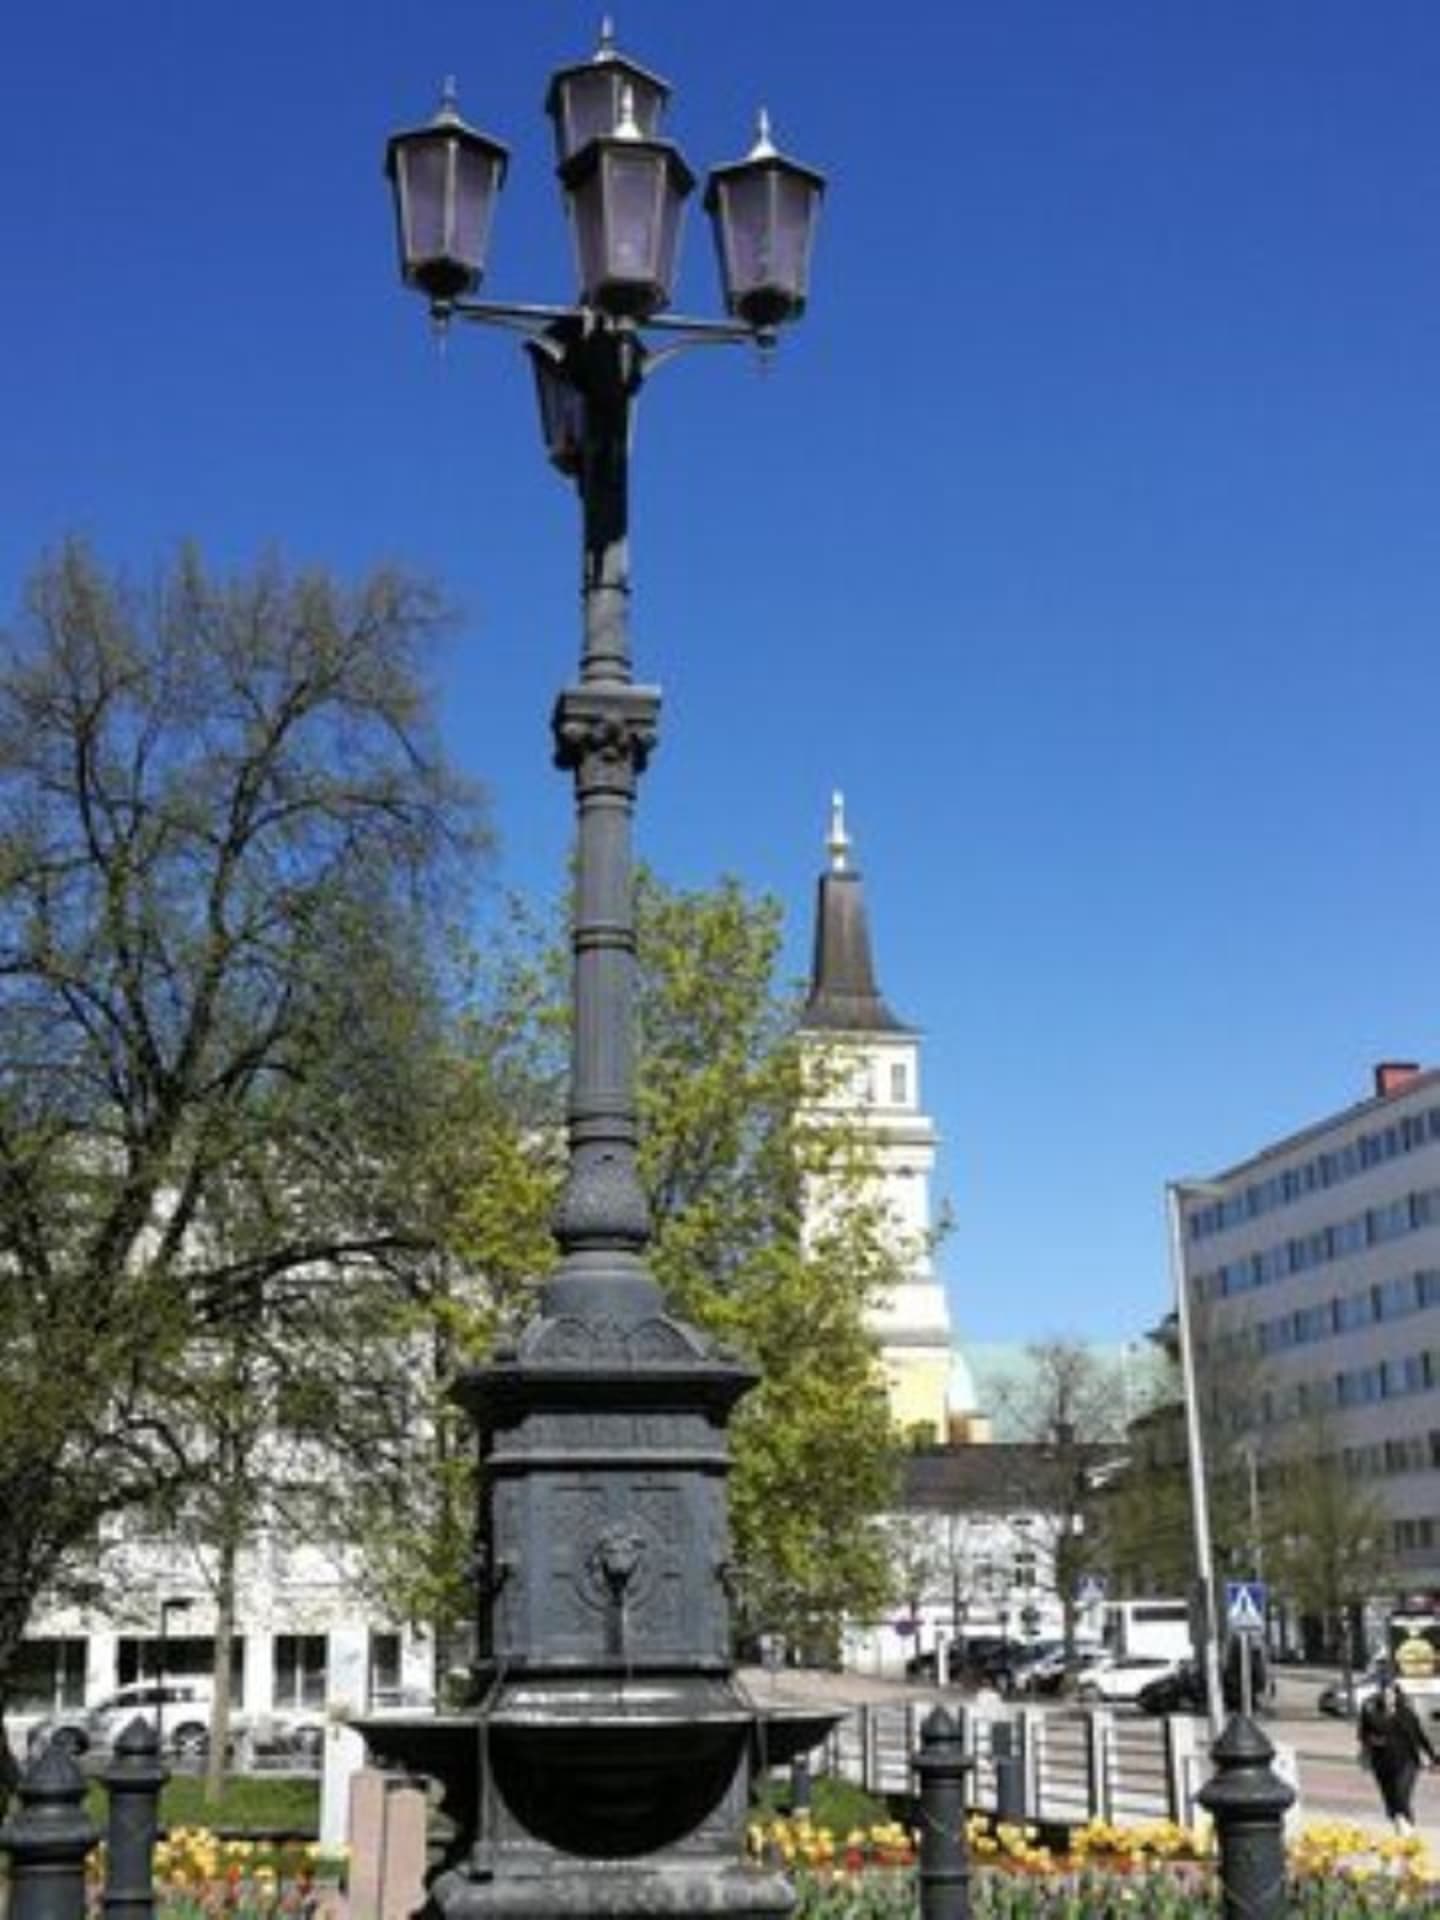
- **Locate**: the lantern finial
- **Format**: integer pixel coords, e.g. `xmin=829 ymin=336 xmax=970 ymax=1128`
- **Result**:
xmin=615 ymin=82 xmax=642 ymax=141
xmin=597 ymin=16 xmax=617 ymax=58
xmin=751 ymin=108 xmax=777 ymax=159
xmin=439 ymin=75 xmax=460 ymax=121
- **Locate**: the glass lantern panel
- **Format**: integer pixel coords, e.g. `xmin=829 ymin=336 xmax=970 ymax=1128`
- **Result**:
xmin=452 ymin=144 xmax=500 ymax=271
xmin=772 ymin=169 xmax=819 ymax=295
xmin=654 ymin=170 xmax=687 ymax=306
xmin=400 ymin=139 xmax=453 ymax=262
xmin=569 ymin=174 xmax=608 ymax=301
xmin=604 ymin=152 xmax=665 ymax=283
xmin=557 ymin=70 xmax=621 ymax=157
xmin=715 ymin=172 xmax=772 ymax=297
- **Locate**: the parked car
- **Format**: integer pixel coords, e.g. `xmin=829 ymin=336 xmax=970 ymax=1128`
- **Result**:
xmin=1075 ymin=1656 xmax=1180 ymax=1705
xmin=1317 ymin=1671 xmax=1382 ymax=1719
xmin=28 ymin=1682 xmax=308 ymax=1760
xmin=1001 ymin=1642 xmax=1063 ymax=1695
xmin=1136 ymin=1661 xmax=1208 ymax=1716
xmin=1009 ymin=1645 xmax=1107 ymax=1697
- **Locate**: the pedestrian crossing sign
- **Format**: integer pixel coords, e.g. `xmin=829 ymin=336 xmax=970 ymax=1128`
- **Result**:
xmin=1225 ymin=1579 xmax=1267 ymax=1633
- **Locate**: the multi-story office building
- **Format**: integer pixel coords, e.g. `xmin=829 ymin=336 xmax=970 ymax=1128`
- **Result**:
xmin=1179 ymin=1061 xmax=1440 ymax=1594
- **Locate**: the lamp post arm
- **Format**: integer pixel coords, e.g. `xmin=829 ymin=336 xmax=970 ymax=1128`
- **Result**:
xmin=446 ymin=297 xmax=762 ymax=353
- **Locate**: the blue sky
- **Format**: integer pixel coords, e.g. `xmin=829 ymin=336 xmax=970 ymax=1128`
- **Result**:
xmin=5 ymin=3 xmax=1440 ymax=1346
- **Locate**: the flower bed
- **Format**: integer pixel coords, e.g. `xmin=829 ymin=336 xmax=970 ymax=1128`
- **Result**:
xmin=749 ymin=1811 xmax=1438 ymax=1917
xmin=85 ymin=1829 xmax=347 ymax=1919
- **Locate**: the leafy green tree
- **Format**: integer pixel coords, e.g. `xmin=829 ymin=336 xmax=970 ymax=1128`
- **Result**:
xmin=0 ymin=541 xmax=483 ymax=1802
xmin=350 ymin=873 xmax=902 ymax=1660
xmin=1265 ymin=1410 xmax=1391 ymax=1683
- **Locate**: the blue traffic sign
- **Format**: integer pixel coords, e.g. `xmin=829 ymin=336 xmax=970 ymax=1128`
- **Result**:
xmin=1225 ymin=1579 xmax=1268 ymax=1633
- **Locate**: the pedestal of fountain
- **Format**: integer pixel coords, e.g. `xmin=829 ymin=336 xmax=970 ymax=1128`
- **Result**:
xmin=354 ymin=1276 xmax=837 ymax=1918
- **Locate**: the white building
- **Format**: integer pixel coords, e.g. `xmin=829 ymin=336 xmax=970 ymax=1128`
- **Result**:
xmin=1178 ymin=1060 xmax=1440 ymax=1597
xmin=841 ymin=1446 xmax=1093 ymax=1676
xmin=15 ymin=1521 xmax=433 ymax=1734
xmin=797 ymin=797 xmax=983 ymax=1444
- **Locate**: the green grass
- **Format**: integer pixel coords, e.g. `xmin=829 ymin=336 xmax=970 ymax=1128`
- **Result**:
xmin=83 ymin=1772 xmax=320 ymax=1835
xmin=752 ymin=1774 xmax=891 ymax=1835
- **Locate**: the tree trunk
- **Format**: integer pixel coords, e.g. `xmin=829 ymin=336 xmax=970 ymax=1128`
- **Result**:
xmin=205 ymin=1530 xmax=239 ymax=1803
xmin=0 ymin=1554 xmax=40 ymax=1818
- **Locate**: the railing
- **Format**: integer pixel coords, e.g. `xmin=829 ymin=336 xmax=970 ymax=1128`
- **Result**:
xmin=824 ymin=1702 xmax=1208 ymax=1827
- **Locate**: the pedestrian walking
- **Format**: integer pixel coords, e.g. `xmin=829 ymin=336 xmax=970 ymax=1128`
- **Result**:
xmin=1358 ymin=1668 xmax=1437 ymax=1834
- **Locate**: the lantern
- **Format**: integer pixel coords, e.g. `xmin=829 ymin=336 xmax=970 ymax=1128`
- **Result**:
xmin=544 ymin=21 xmax=670 ymax=164
xmin=705 ymin=111 xmax=825 ymax=332
xmin=559 ymin=87 xmax=694 ymax=319
xmin=527 ymin=329 xmax=586 ymax=477
xmin=385 ymin=81 xmax=509 ymax=303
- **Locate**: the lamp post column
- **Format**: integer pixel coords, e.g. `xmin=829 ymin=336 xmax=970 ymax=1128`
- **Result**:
xmin=1167 ymin=1182 xmax=1226 ymax=1741
xmin=549 ymin=322 xmax=660 ymax=1315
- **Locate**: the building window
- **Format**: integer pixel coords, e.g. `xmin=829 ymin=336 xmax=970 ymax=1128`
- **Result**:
xmin=890 ymin=1062 xmax=908 ymax=1105
xmin=11 ymin=1639 xmax=86 ymax=1713
xmin=369 ymin=1631 xmax=403 ymax=1708
xmin=275 ymin=1635 xmax=327 ymax=1710
xmin=118 ymin=1636 xmax=244 ymax=1702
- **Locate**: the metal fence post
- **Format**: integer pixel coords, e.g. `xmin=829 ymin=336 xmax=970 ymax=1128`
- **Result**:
xmin=860 ymin=1704 xmax=879 ymax=1794
xmin=1084 ymin=1707 xmax=1112 ymax=1823
xmin=1018 ymin=1708 xmax=1042 ymax=1822
xmin=789 ymin=1752 xmax=812 ymax=1817
xmin=1196 ymin=1714 xmax=1293 ymax=1920
xmin=913 ymin=1705 xmax=970 ymax=1920
xmin=990 ymin=1720 xmax=1025 ymax=1823
xmin=102 ymin=1716 xmax=170 ymax=1920
xmin=0 ymin=1738 xmax=100 ymax=1920
xmin=1164 ymin=1711 xmax=1197 ymax=1824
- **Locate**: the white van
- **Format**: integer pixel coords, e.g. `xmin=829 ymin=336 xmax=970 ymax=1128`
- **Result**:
xmin=1102 ymin=1598 xmax=1192 ymax=1664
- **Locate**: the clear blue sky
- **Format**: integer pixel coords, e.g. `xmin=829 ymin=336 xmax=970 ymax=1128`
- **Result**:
xmin=5 ymin=3 xmax=1440 ymax=1347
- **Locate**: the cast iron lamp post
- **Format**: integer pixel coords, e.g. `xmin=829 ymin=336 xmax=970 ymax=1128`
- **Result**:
xmin=374 ymin=26 xmax=829 ymax=1920
xmin=385 ymin=25 xmax=821 ymax=1320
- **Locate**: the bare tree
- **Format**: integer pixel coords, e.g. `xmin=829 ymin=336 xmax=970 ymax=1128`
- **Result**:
xmin=0 ymin=541 xmax=484 ymax=1802
xmin=987 ymin=1340 xmax=1127 ymax=1678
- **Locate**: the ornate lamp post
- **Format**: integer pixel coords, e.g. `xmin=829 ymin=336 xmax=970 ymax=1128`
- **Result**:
xmin=374 ymin=26 xmax=827 ymax=1920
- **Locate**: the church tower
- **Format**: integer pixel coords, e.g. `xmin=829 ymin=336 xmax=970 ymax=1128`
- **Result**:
xmin=798 ymin=796 xmax=955 ymax=1442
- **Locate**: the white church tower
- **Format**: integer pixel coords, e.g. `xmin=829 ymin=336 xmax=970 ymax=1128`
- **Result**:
xmin=797 ymin=796 xmax=959 ymax=1442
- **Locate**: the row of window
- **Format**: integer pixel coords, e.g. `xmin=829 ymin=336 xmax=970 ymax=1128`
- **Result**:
xmin=1251 ymin=1269 xmax=1440 ymax=1356
xmin=1395 ymin=1518 xmax=1438 ymax=1553
xmin=1198 ymin=1185 xmax=1440 ymax=1302
xmin=1256 ymin=1349 xmax=1440 ymax=1424
xmin=11 ymin=1629 xmax=403 ymax=1715
xmin=1188 ymin=1102 xmax=1440 ymax=1243
xmin=1341 ymin=1431 xmax=1440 ymax=1481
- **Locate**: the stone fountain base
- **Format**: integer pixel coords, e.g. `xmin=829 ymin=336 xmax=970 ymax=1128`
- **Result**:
xmin=354 ymin=1677 xmax=837 ymax=1920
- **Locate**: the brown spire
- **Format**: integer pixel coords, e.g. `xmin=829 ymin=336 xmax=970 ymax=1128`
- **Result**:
xmin=799 ymin=793 xmax=911 ymax=1034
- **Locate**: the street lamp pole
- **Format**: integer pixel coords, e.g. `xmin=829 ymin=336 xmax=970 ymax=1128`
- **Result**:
xmin=1166 ymin=1180 xmax=1226 ymax=1741
xmin=156 ymin=1596 xmax=193 ymax=1754
xmin=384 ymin=37 xmax=824 ymax=1319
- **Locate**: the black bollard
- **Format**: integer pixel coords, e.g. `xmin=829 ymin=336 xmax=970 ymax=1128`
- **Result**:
xmin=789 ymin=1752 xmax=812 ymax=1817
xmin=1196 ymin=1713 xmax=1294 ymax=1920
xmin=913 ymin=1705 xmax=970 ymax=1920
xmin=0 ymin=1737 xmax=101 ymax=1920
xmin=101 ymin=1716 xmax=170 ymax=1920
xmin=990 ymin=1719 xmax=1026 ymax=1823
